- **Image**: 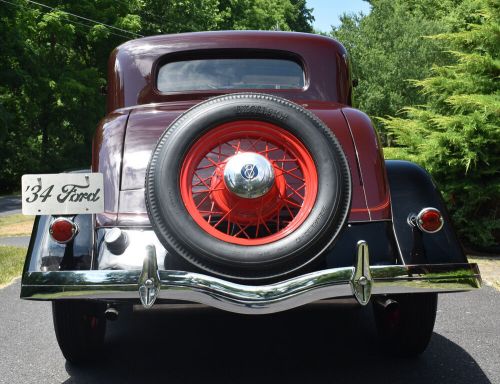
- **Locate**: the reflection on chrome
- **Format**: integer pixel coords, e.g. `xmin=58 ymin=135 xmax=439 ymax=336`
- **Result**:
xmin=223 ymin=152 xmax=275 ymax=198
xmin=350 ymin=240 xmax=373 ymax=306
xmin=138 ymin=245 xmax=161 ymax=308
xmin=21 ymin=242 xmax=482 ymax=314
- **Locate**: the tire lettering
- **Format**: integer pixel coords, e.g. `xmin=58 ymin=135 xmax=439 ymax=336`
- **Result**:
xmin=235 ymin=106 xmax=288 ymax=121
xmin=297 ymin=205 xmax=328 ymax=242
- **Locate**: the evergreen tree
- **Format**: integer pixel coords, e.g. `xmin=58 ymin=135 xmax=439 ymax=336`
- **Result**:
xmin=331 ymin=0 xmax=460 ymax=140
xmin=382 ymin=0 xmax=500 ymax=247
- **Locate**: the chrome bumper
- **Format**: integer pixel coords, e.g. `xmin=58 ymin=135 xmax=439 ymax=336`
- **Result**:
xmin=21 ymin=241 xmax=481 ymax=314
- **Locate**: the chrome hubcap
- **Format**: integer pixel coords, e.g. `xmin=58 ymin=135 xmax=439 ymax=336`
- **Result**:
xmin=223 ymin=152 xmax=275 ymax=198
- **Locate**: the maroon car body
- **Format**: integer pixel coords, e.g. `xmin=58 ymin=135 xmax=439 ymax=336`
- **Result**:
xmin=93 ymin=31 xmax=389 ymax=226
xmin=22 ymin=31 xmax=481 ymax=363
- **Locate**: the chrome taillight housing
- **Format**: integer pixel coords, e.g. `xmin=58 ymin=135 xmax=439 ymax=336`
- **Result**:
xmin=49 ymin=217 xmax=78 ymax=243
xmin=414 ymin=207 xmax=444 ymax=233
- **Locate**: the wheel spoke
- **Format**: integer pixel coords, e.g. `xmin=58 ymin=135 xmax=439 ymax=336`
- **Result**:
xmin=195 ymin=192 xmax=212 ymax=209
xmin=192 ymin=187 xmax=225 ymax=195
xmin=286 ymin=184 xmax=305 ymax=200
xmin=206 ymin=201 xmax=220 ymax=224
xmin=196 ymin=163 xmax=217 ymax=171
xmin=234 ymin=222 xmax=251 ymax=238
xmin=284 ymin=198 xmax=302 ymax=208
xmin=284 ymin=203 xmax=296 ymax=219
xmin=230 ymin=139 xmax=242 ymax=153
xmin=200 ymin=209 xmax=224 ymax=215
xmin=193 ymin=172 xmax=213 ymax=189
xmin=209 ymin=150 xmax=229 ymax=159
xmin=260 ymin=218 xmax=272 ymax=234
xmin=213 ymin=201 xmax=240 ymax=228
xmin=259 ymin=146 xmax=280 ymax=155
xmin=248 ymin=137 xmax=263 ymax=152
xmin=275 ymin=158 xmax=299 ymax=162
xmin=274 ymin=165 xmax=305 ymax=182
xmin=275 ymin=208 xmax=281 ymax=230
xmin=204 ymin=157 xmax=224 ymax=168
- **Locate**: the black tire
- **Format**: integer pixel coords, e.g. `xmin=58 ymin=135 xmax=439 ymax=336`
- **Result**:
xmin=373 ymin=293 xmax=438 ymax=357
xmin=52 ymin=301 xmax=106 ymax=364
xmin=146 ymin=93 xmax=351 ymax=280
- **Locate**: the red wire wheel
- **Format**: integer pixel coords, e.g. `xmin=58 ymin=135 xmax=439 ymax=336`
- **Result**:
xmin=146 ymin=93 xmax=351 ymax=280
xmin=180 ymin=121 xmax=318 ymax=245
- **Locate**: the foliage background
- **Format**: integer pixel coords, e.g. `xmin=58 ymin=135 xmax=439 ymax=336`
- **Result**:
xmin=0 ymin=0 xmax=313 ymax=191
xmin=331 ymin=0 xmax=499 ymax=247
xmin=0 ymin=0 xmax=498 ymax=247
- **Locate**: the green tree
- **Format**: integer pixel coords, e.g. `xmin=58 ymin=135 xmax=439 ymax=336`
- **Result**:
xmin=382 ymin=0 xmax=500 ymax=247
xmin=0 ymin=0 xmax=314 ymax=193
xmin=283 ymin=0 xmax=314 ymax=32
xmin=0 ymin=0 xmax=140 ymax=191
xmin=331 ymin=0 xmax=460 ymax=141
xmin=217 ymin=0 xmax=313 ymax=31
xmin=139 ymin=0 xmax=222 ymax=34
xmin=140 ymin=0 xmax=314 ymax=34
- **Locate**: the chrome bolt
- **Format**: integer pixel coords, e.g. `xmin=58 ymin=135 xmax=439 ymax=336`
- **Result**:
xmin=144 ymin=279 xmax=154 ymax=288
xmin=358 ymin=276 xmax=368 ymax=286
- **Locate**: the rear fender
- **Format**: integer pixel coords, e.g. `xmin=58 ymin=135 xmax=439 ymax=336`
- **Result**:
xmin=386 ymin=160 xmax=466 ymax=264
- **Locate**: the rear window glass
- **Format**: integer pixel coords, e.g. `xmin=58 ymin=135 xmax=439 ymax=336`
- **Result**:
xmin=157 ymin=58 xmax=304 ymax=92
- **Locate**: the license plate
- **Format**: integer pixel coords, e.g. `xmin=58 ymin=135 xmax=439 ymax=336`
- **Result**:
xmin=21 ymin=173 xmax=104 ymax=215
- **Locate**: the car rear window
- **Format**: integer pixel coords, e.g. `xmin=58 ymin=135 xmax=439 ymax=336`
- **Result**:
xmin=157 ymin=58 xmax=304 ymax=92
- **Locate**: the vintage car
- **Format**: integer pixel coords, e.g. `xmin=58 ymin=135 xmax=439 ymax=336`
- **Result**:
xmin=21 ymin=31 xmax=481 ymax=363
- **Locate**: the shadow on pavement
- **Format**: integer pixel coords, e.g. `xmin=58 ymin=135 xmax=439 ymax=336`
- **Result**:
xmin=62 ymin=302 xmax=491 ymax=384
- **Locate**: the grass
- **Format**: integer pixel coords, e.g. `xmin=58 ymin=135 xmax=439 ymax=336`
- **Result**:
xmin=0 ymin=246 xmax=26 ymax=287
xmin=0 ymin=214 xmax=34 ymax=237
xmin=0 ymin=213 xmax=31 ymax=287
xmin=468 ymin=256 xmax=500 ymax=291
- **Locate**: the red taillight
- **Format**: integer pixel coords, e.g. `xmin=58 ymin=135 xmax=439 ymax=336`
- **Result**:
xmin=49 ymin=218 xmax=78 ymax=243
xmin=416 ymin=208 xmax=443 ymax=233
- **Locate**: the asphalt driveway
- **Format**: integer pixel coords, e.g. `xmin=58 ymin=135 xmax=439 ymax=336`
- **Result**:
xmin=0 ymin=195 xmax=30 ymax=246
xmin=0 ymin=195 xmax=21 ymax=216
xmin=0 ymin=236 xmax=30 ymax=247
xmin=0 ymin=280 xmax=498 ymax=384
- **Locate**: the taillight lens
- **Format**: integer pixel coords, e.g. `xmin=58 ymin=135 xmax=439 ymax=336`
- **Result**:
xmin=416 ymin=208 xmax=443 ymax=233
xmin=49 ymin=218 xmax=78 ymax=243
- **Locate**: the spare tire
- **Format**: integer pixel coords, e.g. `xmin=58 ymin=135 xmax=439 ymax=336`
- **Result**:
xmin=146 ymin=93 xmax=351 ymax=280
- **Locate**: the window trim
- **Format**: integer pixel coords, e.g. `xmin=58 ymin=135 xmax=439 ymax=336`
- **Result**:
xmin=152 ymin=49 xmax=309 ymax=96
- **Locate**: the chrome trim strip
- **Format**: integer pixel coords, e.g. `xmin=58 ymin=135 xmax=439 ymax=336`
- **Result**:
xmin=21 ymin=262 xmax=481 ymax=315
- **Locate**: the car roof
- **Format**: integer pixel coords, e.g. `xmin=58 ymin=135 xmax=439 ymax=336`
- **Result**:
xmin=107 ymin=31 xmax=350 ymax=112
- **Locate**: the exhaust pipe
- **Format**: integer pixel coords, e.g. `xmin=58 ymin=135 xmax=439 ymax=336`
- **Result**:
xmin=375 ymin=297 xmax=399 ymax=311
xmin=375 ymin=297 xmax=401 ymax=327
xmin=104 ymin=306 xmax=119 ymax=321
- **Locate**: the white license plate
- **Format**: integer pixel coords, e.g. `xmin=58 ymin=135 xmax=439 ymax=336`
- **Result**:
xmin=21 ymin=173 xmax=104 ymax=215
